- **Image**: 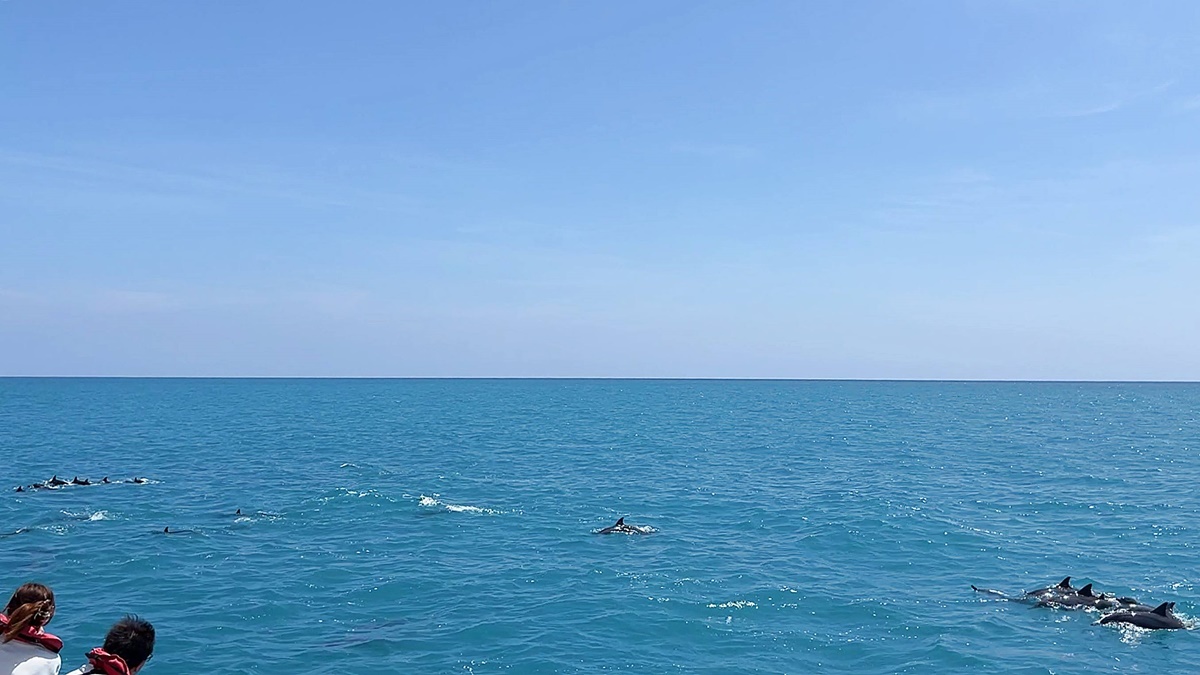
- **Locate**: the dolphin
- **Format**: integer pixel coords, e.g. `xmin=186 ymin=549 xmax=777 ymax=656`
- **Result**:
xmin=972 ymin=576 xmax=1073 ymax=602
xmin=1099 ymin=602 xmax=1186 ymax=630
xmin=14 ymin=486 xmax=24 ymax=492
xmin=1036 ymin=583 xmax=1124 ymax=609
xmin=71 ymin=476 xmax=91 ymax=486
xmin=596 ymin=517 xmax=652 ymax=535
xmin=1027 ymin=577 xmax=1075 ymax=600
xmin=971 ymin=577 xmax=1135 ymax=610
xmin=1111 ymin=601 xmax=1160 ymax=613
xmin=47 ymin=475 xmax=68 ymax=486
xmin=130 ymin=477 xmax=148 ymax=484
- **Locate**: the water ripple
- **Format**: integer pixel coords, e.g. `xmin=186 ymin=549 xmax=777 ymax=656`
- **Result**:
xmin=3 ymin=379 xmax=1200 ymax=673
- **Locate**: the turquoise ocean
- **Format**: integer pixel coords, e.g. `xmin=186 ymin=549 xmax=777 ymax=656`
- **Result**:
xmin=2 ymin=378 xmax=1198 ymax=673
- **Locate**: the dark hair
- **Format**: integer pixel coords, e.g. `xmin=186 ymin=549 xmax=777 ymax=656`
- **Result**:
xmin=102 ymin=615 xmax=155 ymax=669
xmin=2 ymin=583 xmax=55 ymax=643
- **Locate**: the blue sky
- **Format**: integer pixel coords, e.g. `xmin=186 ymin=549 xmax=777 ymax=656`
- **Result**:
xmin=2 ymin=1 xmax=1199 ymax=378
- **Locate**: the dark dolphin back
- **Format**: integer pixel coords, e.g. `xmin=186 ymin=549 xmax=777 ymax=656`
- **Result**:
xmin=1100 ymin=602 xmax=1185 ymax=629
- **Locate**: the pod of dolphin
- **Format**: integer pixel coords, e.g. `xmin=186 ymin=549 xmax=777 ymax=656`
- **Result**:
xmin=13 ymin=475 xmax=150 ymax=491
xmin=972 ymin=576 xmax=1187 ymax=630
xmin=10 ymin=485 xmax=1192 ymax=633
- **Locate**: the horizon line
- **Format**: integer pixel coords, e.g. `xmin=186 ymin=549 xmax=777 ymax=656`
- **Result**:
xmin=1 ymin=376 xmax=1198 ymax=384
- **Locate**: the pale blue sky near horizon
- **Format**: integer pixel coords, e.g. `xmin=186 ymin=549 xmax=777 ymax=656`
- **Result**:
xmin=3 ymin=1 xmax=1199 ymax=379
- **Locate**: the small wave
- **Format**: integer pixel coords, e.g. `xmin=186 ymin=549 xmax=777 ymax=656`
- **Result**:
xmin=317 ymin=488 xmax=394 ymax=505
xmin=345 ymin=489 xmax=384 ymax=499
xmin=418 ymin=495 xmax=501 ymax=515
xmin=233 ymin=510 xmax=286 ymax=523
xmin=707 ymin=601 xmax=757 ymax=609
xmin=61 ymin=510 xmax=114 ymax=522
xmin=338 ymin=462 xmax=395 ymax=478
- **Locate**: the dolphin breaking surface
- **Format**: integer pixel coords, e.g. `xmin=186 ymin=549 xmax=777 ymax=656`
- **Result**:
xmin=14 ymin=476 xmax=151 ymax=491
xmin=972 ymin=577 xmax=1192 ymax=630
xmin=1098 ymin=602 xmax=1187 ymax=630
xmin=595 ymin=517 xmax=654 ymax=535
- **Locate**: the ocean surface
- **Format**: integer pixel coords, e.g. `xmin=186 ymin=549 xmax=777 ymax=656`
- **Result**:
xmin=2 ymin=379 xmax=1199 ymax=673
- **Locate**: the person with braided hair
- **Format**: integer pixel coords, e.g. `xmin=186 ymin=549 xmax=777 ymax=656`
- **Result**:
xmin=0 ymin=582 xmax=62 ymax=675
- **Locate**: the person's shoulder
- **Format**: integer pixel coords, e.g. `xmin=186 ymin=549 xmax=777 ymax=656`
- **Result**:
xmin=0 ymin=640 xmax=62 ymax=668
xmin=13 ymin=650 xmax=65 ymax=675
xmin=62 ymin=664 xmax=92 ymax=675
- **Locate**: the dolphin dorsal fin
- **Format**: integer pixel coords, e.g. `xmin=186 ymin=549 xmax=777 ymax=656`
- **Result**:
xmin=1057 ymin=577 xmax=1072 ymax=589
xmin=615 ymin=517 xmax=624 ymax=526
xmin=1152 ymin=602 xmax=1171 ymax=616
xmin=1079 ymin=584 xmax=1094 ymax=597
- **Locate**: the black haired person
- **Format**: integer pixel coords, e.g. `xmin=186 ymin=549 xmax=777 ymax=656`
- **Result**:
xmin=0 ymin=582 xmax=62 ymax=675
xmin=63 ymin=616 xmax=153 ymax=675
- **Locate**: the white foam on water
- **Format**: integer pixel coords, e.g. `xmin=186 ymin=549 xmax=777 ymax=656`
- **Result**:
xmin=707 ymin=600 xmax=757 ymax=609
xmin=418 ymin=495 xmax=501 ymax=515
xmin=238 ymin=511 xmax=285 ymax=522
xmin=61 ymin=509 xmax=113 ymax=521
xmin=445 ymin=503 xmax=490 ymax=514
xmin=338 ymin=488 xmax=394 ymax=502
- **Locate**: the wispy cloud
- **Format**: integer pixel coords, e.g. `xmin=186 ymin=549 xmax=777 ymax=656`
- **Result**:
xmin=0 ymin=147 xmax=420 ymax=213
xmin=864 ymin=156 xmax=1200 ymax=247
xmin=1049 ymin=80 xmax=1174 ymax=118
xmin=897 ymin=79 xmax=1175 ymax=121
xmin=671 ymin=142 xmax=761 ymax=161
xmin=1051 ymin=100 xmax=1125 ymax=118
xmin=1 ymin=288 xmax=184 ymax=318
xmin=1179 ymin=94 xmax=1200 ymax=112
xmin=87 ymin=290 xmax=181 ymax=314
xmin=940 ymin=168 xmax=993 ymax=184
